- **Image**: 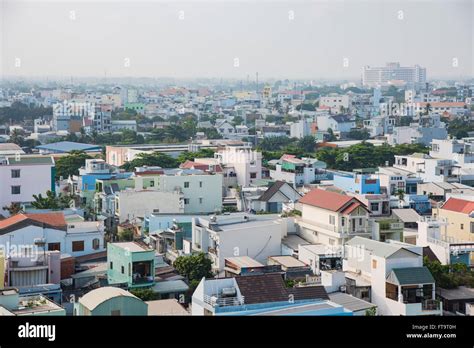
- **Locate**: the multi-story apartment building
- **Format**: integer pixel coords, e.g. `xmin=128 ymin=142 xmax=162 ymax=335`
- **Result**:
xmin=200 ymin=144 xmax=262 ymax=187
xmin=362 ymin=62 xmax=426 ymax=87
xmin=296 ymin=189 xmax=371 ymax=246
xmin=0 ymin=155 xmax=55 ymax=216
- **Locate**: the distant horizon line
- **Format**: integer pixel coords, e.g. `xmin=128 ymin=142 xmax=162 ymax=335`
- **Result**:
xmin=1 ymin=74 xmax=473 ymax=84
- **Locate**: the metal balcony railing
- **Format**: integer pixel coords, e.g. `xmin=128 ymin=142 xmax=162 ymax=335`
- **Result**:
xmin=203 ymin=294 xmax=245 ymax=307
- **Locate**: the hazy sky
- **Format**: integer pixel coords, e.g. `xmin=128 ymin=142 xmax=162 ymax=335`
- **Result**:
xmin=1 ymin=0 xmax=473 ymax=80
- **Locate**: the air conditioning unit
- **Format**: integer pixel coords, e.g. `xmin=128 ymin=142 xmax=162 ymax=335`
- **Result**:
xmin=340 ymin=285 xmax=347 ymax=293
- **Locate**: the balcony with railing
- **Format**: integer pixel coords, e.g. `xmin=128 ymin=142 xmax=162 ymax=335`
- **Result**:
xmin=203 ymin=294 xmax=245 ymax=308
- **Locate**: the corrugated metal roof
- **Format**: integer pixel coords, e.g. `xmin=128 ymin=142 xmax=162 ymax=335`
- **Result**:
xmin=328 ymin=292 xmax=375 ymax=312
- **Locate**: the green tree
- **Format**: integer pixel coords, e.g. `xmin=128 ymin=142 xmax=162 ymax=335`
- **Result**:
xmin=2 ymin=202 xmax=23 ymax=215
xmin=173 ymin=253 xmax=213 ymax=283
xmin=297 ymin=136 xmax=316 ymax=153
xmin=31 ymin=190 xmax=72 ymax=210
xmin=130 ymin=288 xmax=158 ymax=301
xmin=121 ymin=152 xmax=179 ymax=171
xmin=176 ymin=149 xmax=215 ymax=164
xmin=55 ymin=151 xmax=92 ymax=179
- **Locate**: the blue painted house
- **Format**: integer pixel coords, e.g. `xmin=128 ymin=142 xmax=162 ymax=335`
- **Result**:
xmin=333 ymin=169 xmax=381 ymax=195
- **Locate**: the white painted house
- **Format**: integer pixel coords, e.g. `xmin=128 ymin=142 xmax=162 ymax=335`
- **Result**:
xmin=343 ymin=237 xmax=442 ymax=316
xmin=296 ymin=189 xmax=371 ymax=246
xmin=192 ymin=214 xmax=285 ymax=272
xmin=0 ymin=155 xmax=55 ymax=216
xmin=0 ymin=212 xmax=106 ymax=258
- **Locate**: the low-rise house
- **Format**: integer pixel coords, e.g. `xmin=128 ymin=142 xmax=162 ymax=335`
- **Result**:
xmin=417 ymin=216 xmax=474 ymax=267
xmin=146 ymin=298 xmax=189 ymax=315
xmin=333 ymin=169 xmax=381 ymax=195
xmin=74 ymin=287 xmax=147 ymax=316
xmin=0 ymin=288 xmax=65 ymax=316
xmin=248 ymin=181 xmax=301 ymax=213
xmin=151 ymin=280 xmax=189 ymax=301
xmin=6 ymin=250 xmax=61 ymax=288
xmin=269 ymin=155 xmax=328 ymax=186
xmin=436 ymin=286 xmax=474 ymax=315
xmin=115 ymin=190 xmax=185 ymax=223
xmin=267 ymin=255 xmax=312 ymax=280
xmin=0 ymin=212 xmax=106 ymax=258
xmin=328 ymin=292 xmax=377 ymax=316
xmin=107 ymin=242 xmax=156 ymax=289
xmin=298 ymin=244 xmax=343 ymax=276
xmin=316 ymin=114 xmax=355 ymax=135
xmin=192 ymin=213 xmax=285 ymax=272
xmin=343 ymin=236 xmax=442 ymax=316
xmin=434 ymin=197 xmax=474 ymax=243
xmin=191 ymin=273 xmax=350 ymax=316
xmin=296 ymin=188 xmax=371 ymax=246
xmin=417 ymin=182 xmax=474 ymax=201
xmin=378 ymin=166 xmax=422 ymax=196
xmin=110 ymin=120 xmax=137 ymax=132
xmin=224 ymin=256 xmax=267 ymax=277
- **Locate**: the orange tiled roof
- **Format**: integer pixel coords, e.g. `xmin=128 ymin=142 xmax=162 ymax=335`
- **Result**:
xmin=0 ymin=212 xmax=66 ymax=230
xmin=300 ymin=188 xmax=354 ymax=212
xmin=441 ymin=198 xmax=474 ymax=214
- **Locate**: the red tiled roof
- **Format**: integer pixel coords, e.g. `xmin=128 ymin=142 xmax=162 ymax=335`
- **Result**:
xmin=340 ymin=202 xmax=362 ymax=215
xmin=300 ymin=188 xmax=358 ymax=212
xmin=441 ymin=198 xmax=474 ymax=214
xmin=0 ymin=214 xmax=29 ymax=229
xmin=25 ymin=213 xmax=67 ymax=227
xmin=0 ymin=212 xmax=67 ymax=230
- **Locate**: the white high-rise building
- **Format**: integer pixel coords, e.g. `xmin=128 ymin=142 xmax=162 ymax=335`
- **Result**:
xmin=362 ymin=62 xmax=426 ymax=87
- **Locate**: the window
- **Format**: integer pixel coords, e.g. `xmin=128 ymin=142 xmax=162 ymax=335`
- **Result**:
xmin=184 ymin=198 xmax=190 ymax=205
xmin=184 ymin=182 xmax=190 ymax=188
xmin=11 ymin=169 xmax=20 ymax=178
xmin=329 ymin=215 xmax=335 ymax=225
xmin=471 ymin=222 xmax=474 ymax=233
xmin=48 ymin=242 xmax=60 ymax=251
xmin=341 ymin=217 xmax=345 ymax=227
xmin=111 ymin=310 xmax=121 ymax=316
xmin=121 ymin=266 xmax=124 ymax=274
xmin=359 ymin=218 xmax=363 ymax=226
xmin=461 ymin=224 xmax=464 ymax=230
xmin=110 ymin=261 xmax=113 ymax=269
xmin=250 ymin=172 xmax=257 ymax=179
xmin=199 ymin=181 xmax=203 ymax=188
xmin=72 ymin=241 xmax=84 ymax=252
xmin=372 ymin=260 xmax=377 ymax=269
xmin=92 ymin=238 xmax=100 ymax=250
xmin=11 ymin=186 xmax=21 ymax=195
xmin=370 ymin=203 xmax=379 ymax=211
xmin=150 ymin=180 xmax=155 ymax=187
xmin=199 ymin=197 xmax=203 ymax=204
